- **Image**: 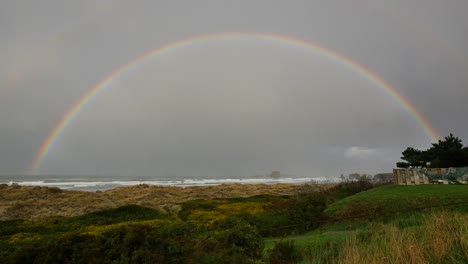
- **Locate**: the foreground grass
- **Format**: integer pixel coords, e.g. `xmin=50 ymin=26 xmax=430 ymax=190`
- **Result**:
xmin=265 ymin=211 xmax=467 ymax=264
xmin=338 ymin=211 xmax=467 ymax=264
xmin=264 ymin=184 xmax=467 ymax=263
xmin=264 ymin=232 xmax=353 ymax=252
xmin=264 ymin=232 xmax=354 ymax=263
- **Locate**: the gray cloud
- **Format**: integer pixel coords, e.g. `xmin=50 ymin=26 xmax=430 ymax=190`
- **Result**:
xmin=344 ymin=147 xmax=377 ymax=160
xmin=1 ymin=0 xmax=467 ymax=177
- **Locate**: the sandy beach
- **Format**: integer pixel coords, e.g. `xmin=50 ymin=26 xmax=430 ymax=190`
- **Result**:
xmin=0 ymin=183 xmax=332 ymax=220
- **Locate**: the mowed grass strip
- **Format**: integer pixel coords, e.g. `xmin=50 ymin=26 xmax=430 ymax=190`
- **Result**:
xmin=264 ymin=231 xmax=353 ymax=252
xmin=325 ymin=184 xmax=468 ymax=218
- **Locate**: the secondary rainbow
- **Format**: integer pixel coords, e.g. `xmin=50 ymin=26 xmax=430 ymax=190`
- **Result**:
xmin=29 ymin=32 xmax=440 ymax=175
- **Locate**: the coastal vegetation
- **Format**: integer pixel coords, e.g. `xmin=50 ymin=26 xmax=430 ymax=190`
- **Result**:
xmin=1 ymin=182 xmax=466 ymax=263
xmin=0 ymin=183 xmax=310 ymax=221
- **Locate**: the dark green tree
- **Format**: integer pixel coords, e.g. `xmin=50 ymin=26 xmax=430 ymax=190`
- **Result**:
xmin=397 ymin=147 xmax=427 ymax=168
xmin=426 ymin=134 xmax=465 ymax=168
xmin=396 ymin=162 xmax=410 ymax=168
xmin=397 ymin=134 xmax=468 ymax=168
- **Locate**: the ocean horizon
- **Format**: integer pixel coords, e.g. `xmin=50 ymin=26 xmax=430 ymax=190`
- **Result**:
xmin=0 ymin=175 xmax=342 ymax=192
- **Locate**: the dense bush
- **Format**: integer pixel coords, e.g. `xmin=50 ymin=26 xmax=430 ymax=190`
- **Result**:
xmin=325 ymin=180 xmax=374 ymax=201
xmin=194 ymin=217 xmax=264 ymax=263
xmin=240 ymin=198 xmax=296 ymax=237
xmin=288 ymin=192 xmax=327 ymax=233
xmin=231 ymin=192 xmax=329 ymax=237
xmin=72 ymin=204 xmax=165 ymax=226
xmin=4 ymin=222 xmax=194 ymax=264
xmin=2 ymin=215 xmax=265 ymax=263
xmin=244 ymin=211 xmax=294 ymax=237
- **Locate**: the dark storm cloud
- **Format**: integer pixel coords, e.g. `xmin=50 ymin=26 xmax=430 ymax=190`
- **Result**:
xmin=1 ymin=0 xmax=467 ymax=176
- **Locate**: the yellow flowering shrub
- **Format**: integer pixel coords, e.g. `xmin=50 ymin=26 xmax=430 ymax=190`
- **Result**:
xmin=217 ymin=202 xmax=270 ymax=215
xmin=8 ymin=232 xmax=41 ymax=244
xmin=80 ymin=219 xmax=172 ymax=236
xmin=19 ymin=216 xmax=64 ymax=228
xmin=186 ymin=201 xmax=271 ymax=228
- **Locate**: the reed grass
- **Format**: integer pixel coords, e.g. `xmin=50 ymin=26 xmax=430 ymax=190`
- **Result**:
xmin=335 ymin=211 xmax=467 ymax=264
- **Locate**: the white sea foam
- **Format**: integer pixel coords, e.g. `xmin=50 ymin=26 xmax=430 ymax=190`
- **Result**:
xmin=3 ymin=177 xmax=341 ymax=191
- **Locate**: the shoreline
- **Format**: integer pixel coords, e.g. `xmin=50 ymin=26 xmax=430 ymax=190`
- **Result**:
xmin=0 ymin=183 xmax=334 ymax=221
xmin=0 ymin=176 xmax=342 ymax=192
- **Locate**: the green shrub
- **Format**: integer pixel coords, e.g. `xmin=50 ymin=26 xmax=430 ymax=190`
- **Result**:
xmin=325 ymin=181 xmax=375 ymax=201
xmin=2 ymin=222 xmax=194 ymax=264
xmin=288 ymin=192 xmax=327 ymax=233
xmin=238 ymin=192 xmax=327 ymax=236
xmin=72 ymin=204 xmax=163 ymax=226
xmin=197 ymin=217 xmax=264 ymax=261
xmin=2 ymin=217 xmax=266 ymax=263
xmin=244 ymin=212 xmax=294 ymax=237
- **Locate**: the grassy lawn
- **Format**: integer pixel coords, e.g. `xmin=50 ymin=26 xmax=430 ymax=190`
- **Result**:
xmin=264 ymin=231 xmax=353 ymax=252
xmin=325 ymin=184 xmax=468 ymax=218
xmin=263 ymin=231 xmax=354 ymax=263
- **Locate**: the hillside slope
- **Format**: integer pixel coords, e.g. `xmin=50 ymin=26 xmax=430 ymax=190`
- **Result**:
xmin=325 ymin=185 xmax=468 ymax=218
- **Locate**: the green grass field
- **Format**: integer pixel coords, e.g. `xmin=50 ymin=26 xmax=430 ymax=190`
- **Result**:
xmin=264 ymin=231 xmax=353 ymax=251
xmin=325 ymin=184 xmax=468 ymax=218
xmin=264 ymin=184 xmax=468 ymax=263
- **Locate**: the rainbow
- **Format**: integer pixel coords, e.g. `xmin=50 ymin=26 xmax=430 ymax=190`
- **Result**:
xmin=29 ymin=32 xmax=440 ymax=175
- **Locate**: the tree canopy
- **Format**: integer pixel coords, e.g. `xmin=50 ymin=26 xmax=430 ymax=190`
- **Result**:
xmin=397 ymin=134 xmax=468 ymax=168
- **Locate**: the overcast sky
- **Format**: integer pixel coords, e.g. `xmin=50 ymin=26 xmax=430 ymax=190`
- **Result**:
xmin=1 ymin=0 xmax=467 ymax=177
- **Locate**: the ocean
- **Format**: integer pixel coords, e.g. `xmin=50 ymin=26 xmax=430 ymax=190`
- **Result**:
xmin=0 ymin=175 xmax=341 ymax=192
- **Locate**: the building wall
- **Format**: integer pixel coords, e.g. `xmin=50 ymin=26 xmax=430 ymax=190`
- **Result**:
xmin=393 ymin=169 xmax=429 ymax=185
xmin=393 ymin=167 xmax=468 ymax=185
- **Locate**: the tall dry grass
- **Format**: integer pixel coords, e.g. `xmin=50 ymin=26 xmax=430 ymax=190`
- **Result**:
xmin=336 ymin=211 xmax=467 ymax=264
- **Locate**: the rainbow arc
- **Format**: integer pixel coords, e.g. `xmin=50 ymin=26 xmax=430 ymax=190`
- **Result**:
xmin=29 ymin=32 xmax=440 ymax=175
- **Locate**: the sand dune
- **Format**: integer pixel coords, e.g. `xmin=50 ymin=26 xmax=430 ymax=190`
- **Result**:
xmin=0 ymin=183 xmax=331 ymax=220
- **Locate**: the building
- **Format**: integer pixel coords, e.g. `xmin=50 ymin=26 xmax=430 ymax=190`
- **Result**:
xmin=393 ymin=169 xmax=429 ymax=185
xmin=393 ymin=167 xmax=468 ymax=185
